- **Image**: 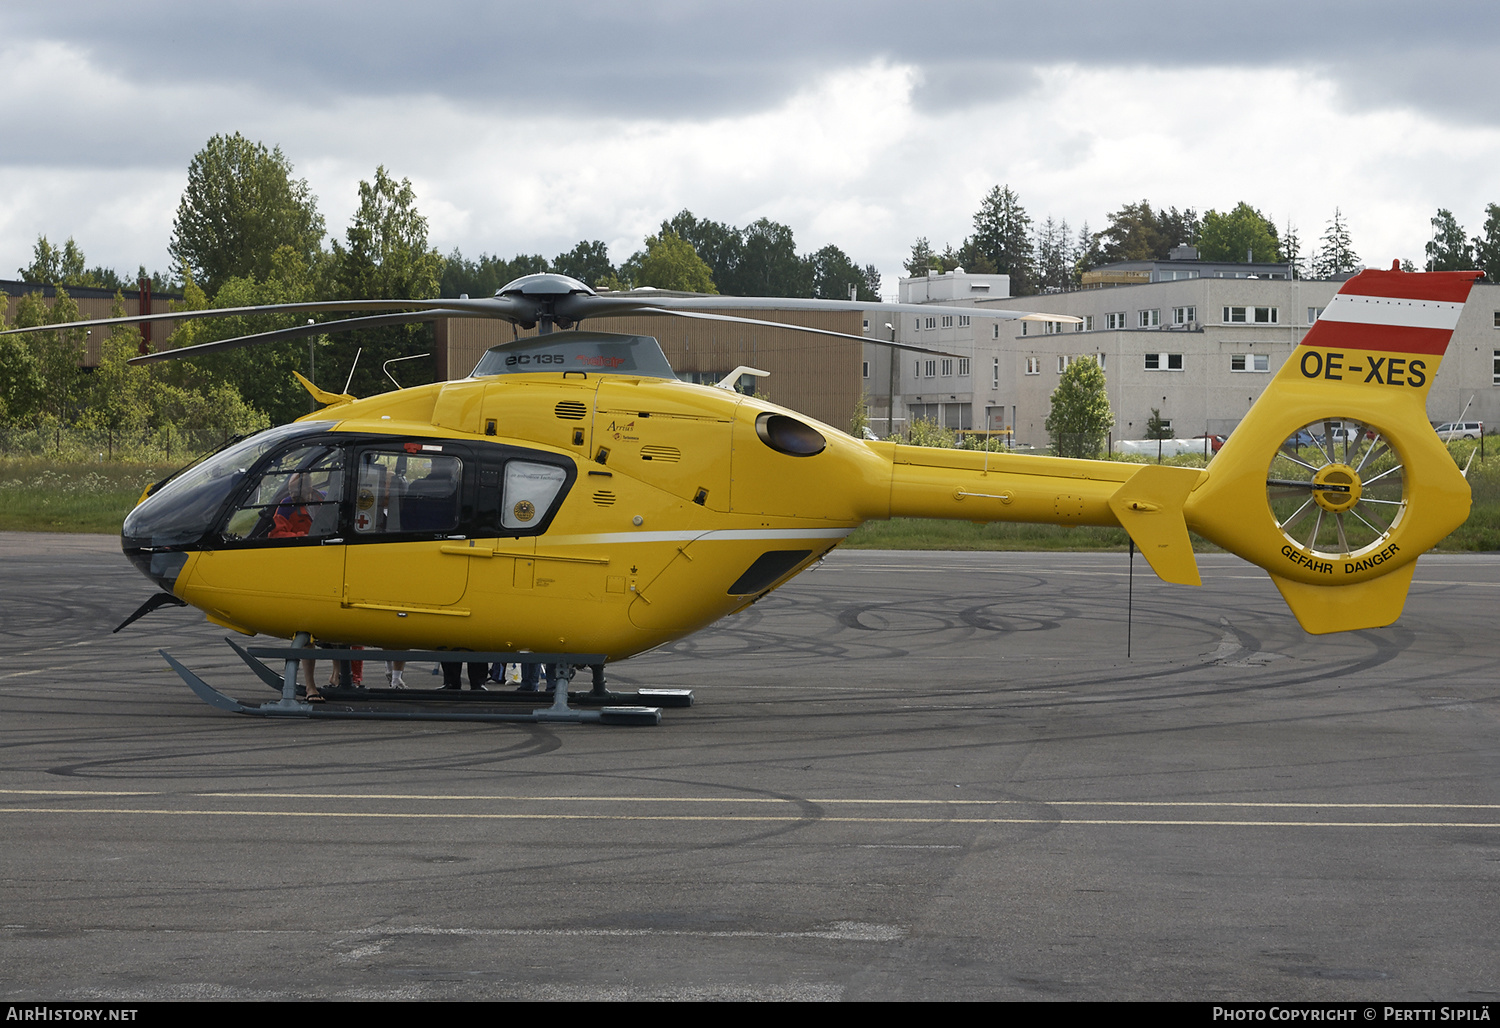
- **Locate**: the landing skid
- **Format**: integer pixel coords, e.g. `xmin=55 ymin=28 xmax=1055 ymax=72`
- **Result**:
xmin=160 ymin=638 xmax=691 ymax=726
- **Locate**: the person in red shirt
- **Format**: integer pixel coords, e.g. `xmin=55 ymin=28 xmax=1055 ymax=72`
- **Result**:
xmin=270 ymin=473 xmax=322 ymax=538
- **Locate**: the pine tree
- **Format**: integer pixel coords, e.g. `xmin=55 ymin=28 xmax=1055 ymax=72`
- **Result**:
xmin=971 ymin=186 xmax=1035 ymax=294
xmin=1473 ymin=203 xmax=1500 ymax=283
xmin=1311 ymin=208 xmax=1360 ymax=278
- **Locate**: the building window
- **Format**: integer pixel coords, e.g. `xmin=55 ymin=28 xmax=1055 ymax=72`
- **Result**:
xmin=1057 ymin=355 xmax=1073 ymax=373
xmin=1096 ymin=353 xmax=1106 ymax=371
xmin=1231 ymin=353 xmax=1269 ymax=372
xmin=992 ymin=357 xmax=1000 ymax=387
xmin=1223 ymin=306 xmax=1247 ymax=323
xmin=1155 ymin=418 xmax=1174 ymax=436
xmin=1138 ymin=308 xmax=1160 ymax=328
xmin=959 ymin=315 xmax=971 ymax=327
xmin=1493 ymin=311 xmax=1500 ymax=328
xmin=1172 ymin=306 xmax=1196 ymax=325
xmin=1308 ymin=307 xmax=1325 ymax=324
xmin=1253 ymin=306 xmax=1278 ymax=324
xmin=1106 ymin=312 xmax=1126 ymax=330
xmin=958 ymin=357 xmax=970 ymax=376
xmin=924 ymin=359 xmax=937 ymax=377
xmin=862 ymin=360 xmax=870 ymax=378
xmin=1493 ymin=350 xmax=1500 ymax=384
xmin=1025 ymin=356 xmax=1041 ymax=375
xmin=941 ymin=358 xmax=953 ymax=377
xmin=993 ymin=324 xmax=1001 ymax=339
xmin=925 ymin=316 xmax=936 ymax=330
xmin=862 ymin=319 xmax=869 ymax=330
xmin=914 ymin=360 xmax=920 ymax=376
xmin=1021 ymin=322 xmax=1028 ymax=336
xmin=1043 ymin=320 xmax=1059 ymax=334
xmin=1145 ymin=353 xmax=1184 ymax=371
xmin=941 ymin=315 xmax=954 ymax=328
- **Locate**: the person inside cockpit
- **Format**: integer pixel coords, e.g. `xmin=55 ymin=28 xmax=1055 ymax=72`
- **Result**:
xmin=270 ymin=472 xmax=323 ymax=539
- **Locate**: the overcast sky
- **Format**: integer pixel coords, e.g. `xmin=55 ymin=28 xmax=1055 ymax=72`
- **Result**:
xmin=2 ymin=1 xmax=1496 ymax=294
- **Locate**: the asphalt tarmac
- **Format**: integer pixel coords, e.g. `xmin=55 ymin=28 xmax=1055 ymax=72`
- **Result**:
xmin=1 ymin=532 xmax=1497 ymax=1001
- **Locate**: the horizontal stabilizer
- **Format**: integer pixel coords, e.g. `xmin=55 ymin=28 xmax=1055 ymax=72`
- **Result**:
xmin=1268 ymin=562 xmax=1416 ymax=634
xmin=1108 ymin=464 xmax=1202 ymax=586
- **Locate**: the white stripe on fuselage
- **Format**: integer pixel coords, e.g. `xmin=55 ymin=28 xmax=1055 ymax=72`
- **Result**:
xmin=542 ymin=528 xmax=854 ymax=546
xmin=1319 ymin=293 xmax=1464 ymax=331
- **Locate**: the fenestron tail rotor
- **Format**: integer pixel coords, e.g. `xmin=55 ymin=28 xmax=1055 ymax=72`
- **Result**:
xmin=1267 ymin=418 xmax=1407 ymax=559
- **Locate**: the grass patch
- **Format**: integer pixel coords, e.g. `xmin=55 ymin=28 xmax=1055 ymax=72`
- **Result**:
xmin=845 ymin=519 xmax=1130 ymax=551
xmin=0 ymin=458 xmax=165 ymax=533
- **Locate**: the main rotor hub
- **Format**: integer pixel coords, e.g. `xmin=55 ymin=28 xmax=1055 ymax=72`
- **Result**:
xmin=1311 ymin=463 xmax=1362 ymax=514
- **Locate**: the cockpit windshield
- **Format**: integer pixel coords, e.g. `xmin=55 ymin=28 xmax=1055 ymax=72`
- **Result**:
xmin=470 ymin=332 xmax=676 ymax=380
xmin=122 ymin=421 xmax=335 ymax=548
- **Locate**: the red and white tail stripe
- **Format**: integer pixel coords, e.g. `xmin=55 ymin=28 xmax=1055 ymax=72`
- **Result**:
xmin=1303 ymin=268 xmax=1483 ymax=356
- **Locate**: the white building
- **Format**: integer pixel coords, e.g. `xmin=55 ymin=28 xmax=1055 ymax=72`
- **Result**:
xmin=864 ymin=262 xmax=1500 ymax=447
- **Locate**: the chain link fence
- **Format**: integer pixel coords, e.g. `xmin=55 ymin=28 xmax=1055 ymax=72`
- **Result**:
xmin=0 ymin=426 xmax=237 ymax=464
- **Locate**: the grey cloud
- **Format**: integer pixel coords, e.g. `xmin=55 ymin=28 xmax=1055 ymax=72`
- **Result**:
xmin=5 ymin=1 xmax=1497 ymax=138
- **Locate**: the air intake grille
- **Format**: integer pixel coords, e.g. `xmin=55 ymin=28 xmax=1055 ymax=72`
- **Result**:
xmin=555 ymin=401 xmax=588 ymax=420
xmin=640 ymin=445 xmax=681 ymax=462
xmin=592 ymin=490 xmax=617 ymax=506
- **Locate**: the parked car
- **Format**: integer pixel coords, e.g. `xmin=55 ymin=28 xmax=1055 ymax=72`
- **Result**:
xmin=1434 ymin=421 xmax=1483 ymax=440
xmin=1283 ymin=430 xmax=1317 ymax=449
xmin=1193 ymin=433 xmax=1225 ymax=453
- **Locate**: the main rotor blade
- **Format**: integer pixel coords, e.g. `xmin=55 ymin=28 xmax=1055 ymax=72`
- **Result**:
xmin=605 ymin=293 xmax=1081 ymax=324
xmin=612 ymin=306 xmax=972 ymax=360
xmin=0 ymin=295 xmax=520 ymax=340
xmin=126 ymin=309 xmax=471 ymax=364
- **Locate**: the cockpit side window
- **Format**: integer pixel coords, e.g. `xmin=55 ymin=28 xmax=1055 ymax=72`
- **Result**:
xmin=502 ymin=461 xmax=568 ymax=530
xmin=352 ymin=450 xmax=463 ymax=536
xmin=221 ymin=444 xmax=345 ymax=542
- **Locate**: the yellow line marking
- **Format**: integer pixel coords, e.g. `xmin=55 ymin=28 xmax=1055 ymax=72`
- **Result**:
xmin=0 ymin=808 xmax=1495 ymax=828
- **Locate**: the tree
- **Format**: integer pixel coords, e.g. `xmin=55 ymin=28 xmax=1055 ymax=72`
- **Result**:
xmin=169 ymin=132 xmax=326 ymax=294
xmin=733 ymin=218 xmax=804 ymax=296
xmin=441 ymin=250 xmax=548 ymax=298
xmin=552 ymin=240 xmax=616 ymax=287
xmin=1425 ymin=209 xmax=1474 ymax=271
xmin=663 ymin=210 xmax=743 ymax=290
xmin=1073 ymin=221 xmax=1104 ymax=283
xmin=1281 ymin=221 xmax=1306 ymax=279
xmin=1145 ymin=407 xmax=1171 ymax=440
xmin=329 ymin=167 xmax=444 ymax=395
xmin=18 ymin=236 xmax=126 ymax=289
xmin=904 ymin=237 xmax=938 ymax=277
xmin=971 ymin=185 xmax=1035 ymax=293
xmin=861 ymin=264 xmax=882 ymax=299
xmin=1198 ymin=202 xmax=1280 ymax=263
xmin=1311 ymin=208 xmax=1360 ymax=278
xmin=1034 ymin=216 xmax=1073 ymax=292
xmin=13 ymin=286 xmax=89 ymax=433
xmin=1045 ymin=356 xmax=1113 ymax=458
xmin=1473 ymin=204 xmax=1500 ymax=283
xmin=1097 ymin=201 xmax=1200 ymax=264
xmin=626 ymin=231 xmax=717 ymax=293
xmin=805 ymin=244 xmax=876 ymax=301
xmin=0 ymin=291 xmax=42 ymax=427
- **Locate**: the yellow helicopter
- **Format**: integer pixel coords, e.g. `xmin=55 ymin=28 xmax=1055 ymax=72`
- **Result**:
xmin=3 ymin=267 xmax=1483 ymax=725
